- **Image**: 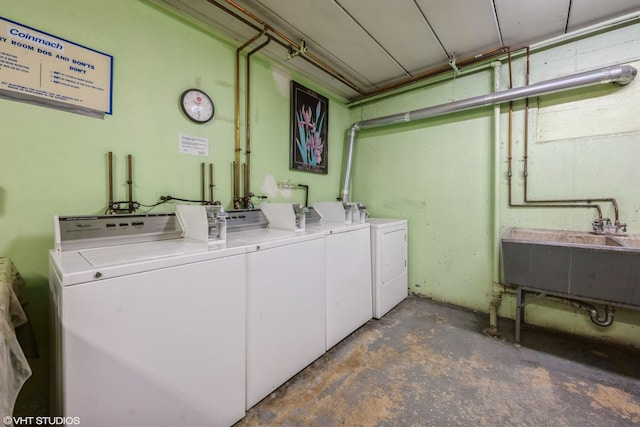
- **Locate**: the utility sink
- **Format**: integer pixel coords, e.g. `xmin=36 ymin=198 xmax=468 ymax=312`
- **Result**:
xmin=502 ymin=228 xmax=640 ymax=307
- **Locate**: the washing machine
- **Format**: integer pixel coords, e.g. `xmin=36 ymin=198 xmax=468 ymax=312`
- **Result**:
xmin=307 ymin=202 xmax=372 ymax=350
xmin=368 ymin=218 xmax=408 ymax=319
xmin=226 ymin=204 xmax=326 ymax=410
xmin=49 ymin=213 xmax=247 ymax=427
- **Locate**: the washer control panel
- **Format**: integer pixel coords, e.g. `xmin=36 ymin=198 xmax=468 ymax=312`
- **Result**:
xmin=55 ymin=213 xmax=182 ymax=252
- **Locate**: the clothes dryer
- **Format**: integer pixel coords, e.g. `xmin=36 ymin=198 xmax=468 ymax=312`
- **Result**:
xmin=368 ymin=218 xmax=408 ymax=319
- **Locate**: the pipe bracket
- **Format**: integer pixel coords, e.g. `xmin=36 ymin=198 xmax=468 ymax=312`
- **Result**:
xmin=287 ymin=40 xmax=308 ymax=60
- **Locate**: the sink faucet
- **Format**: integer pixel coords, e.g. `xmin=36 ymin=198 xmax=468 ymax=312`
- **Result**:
xmin=592 ymin=218 xmax=627 ymax=235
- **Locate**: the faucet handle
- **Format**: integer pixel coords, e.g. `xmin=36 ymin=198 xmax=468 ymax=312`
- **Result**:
xmin=592 ymin=218 xmax=605 ymax=234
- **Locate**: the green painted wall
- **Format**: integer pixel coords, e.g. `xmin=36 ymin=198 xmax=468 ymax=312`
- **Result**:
xmin=1 ymin=0 xmax=350 ymax=281
xmin=350 ymin=22 xmax=640 ymax=347
xmin=1 ymin=0 xmax=350 ymax=412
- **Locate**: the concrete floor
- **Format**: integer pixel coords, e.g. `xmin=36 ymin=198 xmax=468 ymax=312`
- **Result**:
xmin=235 ymin=296 xmax=640 ymax=427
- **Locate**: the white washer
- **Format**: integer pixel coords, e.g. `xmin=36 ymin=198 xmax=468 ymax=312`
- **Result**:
xmin=368 ymin=218 xmax=408 ymax=319
xmin=226 ymin=207 xmax=326 ymax=410
xmin=49 ymin=214 xmax=247 ymax=427
xmin=307 ymin=206 xmax=372 ymax=350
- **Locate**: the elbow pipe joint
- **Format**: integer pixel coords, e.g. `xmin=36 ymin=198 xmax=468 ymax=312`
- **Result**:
xmin=561 ymin=298 xmax=616 ymax=327
xmin=588 ymin=305 xmax=615 ymax=327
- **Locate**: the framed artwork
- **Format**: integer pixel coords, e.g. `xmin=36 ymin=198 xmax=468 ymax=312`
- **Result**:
xmin=290 ymin=81 xmax=328 ymax=174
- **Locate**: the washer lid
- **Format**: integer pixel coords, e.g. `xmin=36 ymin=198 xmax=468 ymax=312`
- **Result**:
xmin=227 ymin=227 xmax=324 ymax=251
xmin=80 ymin=240 xmax=205 ymax=267
xmin=306 ymin=221 xmax=369 ymax=234
xmin=50 ymin=240 xmax=245 ymax=286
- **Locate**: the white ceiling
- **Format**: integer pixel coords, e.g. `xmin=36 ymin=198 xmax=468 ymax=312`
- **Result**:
xmin=150 ymin=0 xmax=640 ymax=101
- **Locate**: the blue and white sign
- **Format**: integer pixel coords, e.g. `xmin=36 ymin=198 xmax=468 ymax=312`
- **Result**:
xmin=0 ymin=16 xmax=113 ymax=114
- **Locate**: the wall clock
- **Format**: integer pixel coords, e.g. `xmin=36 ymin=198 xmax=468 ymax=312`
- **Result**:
xmin=180 ymin=89 xmax=214 ymax=123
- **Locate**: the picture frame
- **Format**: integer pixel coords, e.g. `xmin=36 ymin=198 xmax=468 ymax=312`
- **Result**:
xmin=290 ymin=81 xmax=329 ymax=174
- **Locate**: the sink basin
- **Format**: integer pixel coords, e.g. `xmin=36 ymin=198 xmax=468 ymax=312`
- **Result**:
xmin=502 ymin=228 xmax=640 ymax=306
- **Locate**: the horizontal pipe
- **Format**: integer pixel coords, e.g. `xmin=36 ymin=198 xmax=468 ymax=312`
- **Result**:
xmin=340 ymin=64 xmax=637 ymax=201
xmin=357 ymin=65 xmax=636 ymax=130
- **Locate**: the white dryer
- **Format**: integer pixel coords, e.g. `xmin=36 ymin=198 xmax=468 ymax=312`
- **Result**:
xmin=368 ymin=218 xmax=408 ymax=319
xmin=49 ymin=213 xmax=247 ymax=427
xmin=308 ymin=202 xmax=372 ymax=350
xmin=226 ymin=205 xmax=326 ymax=410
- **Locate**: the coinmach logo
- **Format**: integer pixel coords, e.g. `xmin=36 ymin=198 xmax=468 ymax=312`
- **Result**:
xmin=7 ymin=25 xmax=64 ymax=52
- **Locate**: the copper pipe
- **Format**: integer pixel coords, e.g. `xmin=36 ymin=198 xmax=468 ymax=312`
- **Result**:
xmin=242 ymin=163 xmax=248 ymax=196
xmin=507 ymin=49 xmax=514 ymax=204
xmin=201 ymin=162 xmax=205 ymax=204
xmin=127 ymin=154 xmax=133 ymax=213
xmin=517 ymin=47 xmax=618 ymax=223
xmin=245 ymin=38 xmax=270 ymax=198
xmin=504 ymin=48 xmax=606 ymax=220
xmin=234 ymin=30 xmax=265 ymax=201
xmin=108 ymin=151 xmax=114 ymax=207
xmin=523 ymin=47 xmax=530 ymax=201
xmin=209 ymin=163 xmax=214 ymax=203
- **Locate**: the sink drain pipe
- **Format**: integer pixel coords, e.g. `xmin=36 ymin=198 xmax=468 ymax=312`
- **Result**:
xmin=339 ymin=64 xmax=637 ymax=202
xmin=581 ymin=302 xmax=615 ymax=327
xmin=551 ymin=297 xmax=615 ymax=327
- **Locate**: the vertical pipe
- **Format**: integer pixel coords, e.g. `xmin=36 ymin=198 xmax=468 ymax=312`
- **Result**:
xmin=245 ymin=46 xmax=252 ymax=200
xmin=340 ymin=125 xmax=358 ymax=202
xmin=523 ymin=48 xmax=530 ymax=201
xmin=245 ymin=38 xmax=270 ymax=198
xmin=201 ymin=162 xmax=205 ymax=204
xmin=488 ymin=62 xmax=504 ymax=336
xmin=506 ymin=50 xmax=514 ymax=205
xmin=209 ymin=163 xmax=214 ymax=203
xmin=242 ymin=163 xmax=248 ymax=196
xmin=235 ymin=31 xmax=264 ymax=202
xmin=108 ymin=151 xmax=114 ymax=207
xmin=127 ymin=155 xmax=133 ymax=213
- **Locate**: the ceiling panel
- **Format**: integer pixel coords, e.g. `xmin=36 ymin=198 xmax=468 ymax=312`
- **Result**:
xmin=416 ymin=0 xmax=501 ymax=60
xmin=148 ymin=0 xmax=640 ymax=102
xmin=253 ymin=0 xmax=406 ymax=87
xmin=494 ymin=0 xmax=570 ymax=48
xmin=336 ymin=0 xmax=447 ymax=74
xmin=567 ymin=0 xmax=640 ymax=30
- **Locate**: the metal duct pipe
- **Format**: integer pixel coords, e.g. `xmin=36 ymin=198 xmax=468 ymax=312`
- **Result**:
xmin=340 ymin=64 xmax=637 ymax=202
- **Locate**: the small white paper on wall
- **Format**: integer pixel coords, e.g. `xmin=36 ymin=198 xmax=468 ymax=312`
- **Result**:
xmin=179 ymin=134 xmax=209 ymax=156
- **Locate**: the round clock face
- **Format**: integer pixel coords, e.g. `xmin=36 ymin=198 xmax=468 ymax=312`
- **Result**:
xmin=180 ymin=89 xmax=214 ymax=123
